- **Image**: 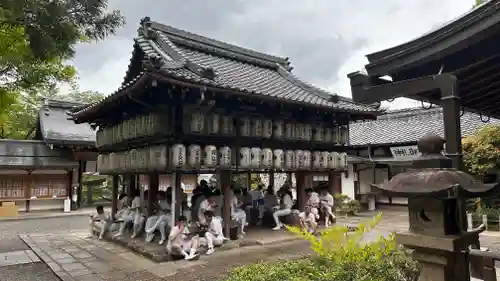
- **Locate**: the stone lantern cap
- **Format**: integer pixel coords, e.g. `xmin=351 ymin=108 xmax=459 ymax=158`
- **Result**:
xmin=371 ymin=133 xmax=497 ymax=198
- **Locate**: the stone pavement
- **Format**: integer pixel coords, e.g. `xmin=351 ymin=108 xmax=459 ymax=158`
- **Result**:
xmin=19 ymin=230 xmax=310 ymax=281
xmin=0 ymin=250 xmax=40 ymax=267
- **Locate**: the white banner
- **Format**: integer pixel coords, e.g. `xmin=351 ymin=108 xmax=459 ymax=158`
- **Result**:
xmin=390 ymin=145 xmax=421 ymax=158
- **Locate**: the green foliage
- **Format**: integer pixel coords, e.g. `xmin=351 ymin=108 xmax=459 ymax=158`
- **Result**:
xmin=224 ymin=213 xmax=420 ymax=281
xmin=462 ymin=125 xmax=500 ymax=176
xmin=335 ymin=194 xmax=361 ymax=216
xmin=0 ymin=85 xmax=105 ymax=139
xmin=473 ymin=0 xmax=486 ymax=8
xmin=0 ymin=0 xmax=123 ymax=119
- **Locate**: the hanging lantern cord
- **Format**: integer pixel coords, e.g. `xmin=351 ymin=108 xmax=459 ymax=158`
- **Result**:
xmin=480 ymin=114 xmax=490 ymax=123
xmin=421 ymin=101 xmax=433 ymax=109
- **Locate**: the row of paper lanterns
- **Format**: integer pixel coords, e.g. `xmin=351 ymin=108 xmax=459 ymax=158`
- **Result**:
xmin=96 ymin=113 xmax=167 ymax=147
xmin=97 ymin=144 xmax=348 ymax=173
xmin=187 ymin=112 xmax=349 ymax=144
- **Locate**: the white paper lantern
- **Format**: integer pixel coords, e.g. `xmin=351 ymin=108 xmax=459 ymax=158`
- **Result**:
xmin=139 ymin=149 xmax=149 ymax=170
xmin=239 ymin=147 xmax=251 ymax=168
xmin=171 ymin=144 xmax=186 ymax=167
xmin=273 ymin=120 xmax=284 ymax=139
xmin=285 ymin=150 xmax=295 ymax=169
xmin=261 ymin=148 xmax=273 ymax=168
xmin=252 ymin=119 xmax=263 ymax=137
xmin=312 ymin=151 xmax=322 ymax=169
xmin=204 ymin=145 xmax=218 ymax=167
xmin=332 ymin=126 xmax=340 ymax=144
xmin=122 ymin=151 xmax=129 ymax=171
xmin=240 ymin=118 xmax=251 ymax=137
xmin=285 ymin=123 xmax=295 ymax=140
xmin=303 ymin=151 xmax=312 ymax=169
xmin=188 ymin=145 xmax=202 ymax=167
xmin=339 ymin=126 xmax=349 ymax=145
xmin=207 ymin=114 xmax=220 ymax=134
xmin=250 ymin=147 xmax=262 ymax=168
xmin=190 ymin=113 xmax=204 ymax=133
xmin=324 ymin=128 xmax=332 ymax=143
xmin=295 ymin=124 xmax=305 ymax=140
xmin=304 ymin=124 xmax=313 ymax=141
xmin=339 ymin=152 xmax=348 ymax=169
xmin=149 ymin=146 xmax=167 ymax=170
xmin=273 ymin=149 xmax=285 ymax=169
xmin=295 ymin=150 xmax=305 ymax=170
xmin=314 ymin=126 xmax=324 ymax=142
xmin=129 ymin=149 xmax=138 ymax=170
xmin=262 ymin=120 xmax=273 ymax=138
xmin=221 ymin=116 xmax=234 ymax=135
xmin=97 ymin=155 xmax=104 ymax=173
xmin=329 ymin=152 xmax=339 ymax=169
xmin=321 ymin=151 xmax=330 ymax=169
xmin=219 ymin=146 xmax=232 ymax=167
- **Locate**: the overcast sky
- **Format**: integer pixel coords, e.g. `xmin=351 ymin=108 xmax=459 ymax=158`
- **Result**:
xmin=71 ymin=0 xmax=474 ymax=109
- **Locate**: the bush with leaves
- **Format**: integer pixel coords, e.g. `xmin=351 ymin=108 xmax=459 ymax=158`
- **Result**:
xmin=335 ymin=194 xmax=361 ymax=216
xmin=224 ymin=213 xmax=420 ymax=281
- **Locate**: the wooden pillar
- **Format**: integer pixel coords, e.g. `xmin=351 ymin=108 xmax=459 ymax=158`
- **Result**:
xmin=111 ymin=175 xmax=119 ymax=218
xmin=76 ymin=160 xmax=84 ymax=209
xmin=246 ymin=172 xmax=251 ymax=190
xmin=220 ymin=170 xmax=232 ymax=237
xmin=173 ymin=172 xmax=182 ymax=222
xmin=269 ymin=171 xmax=275 ymax=187
xmin=26 ymin=171 xmax=32 ymax=212
xmin=125 ymin=174 xmax=136 ymax=206
xmin=327 ymin=171 xmax=337 ymax=212
xmin=68 ymin=169 xmax=76 ymax=211
xmin=296 ymin=172 xmax=307 ymax=211
xmin=148 ymin=173 xmax=159 ymax=216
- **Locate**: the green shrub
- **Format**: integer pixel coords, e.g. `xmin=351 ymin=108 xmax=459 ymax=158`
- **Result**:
xmin=335 ymin=194 xmax=361 ymax=216
xmin=224 ymin=213 xmax=420 ymax=281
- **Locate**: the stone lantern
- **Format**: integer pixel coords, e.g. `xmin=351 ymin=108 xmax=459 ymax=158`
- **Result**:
xmin=372 ymin=133 xmax=497 ymax=281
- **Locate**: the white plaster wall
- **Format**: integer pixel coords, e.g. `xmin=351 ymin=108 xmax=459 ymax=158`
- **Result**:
xmin=358 ymin=166 xmax=390 ymax=203
xmin=341 ymin=164 xmax=355 ymax=199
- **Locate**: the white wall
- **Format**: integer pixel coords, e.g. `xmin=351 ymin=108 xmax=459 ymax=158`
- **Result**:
xmin=341 ymin=164 xmax=355 ymax=199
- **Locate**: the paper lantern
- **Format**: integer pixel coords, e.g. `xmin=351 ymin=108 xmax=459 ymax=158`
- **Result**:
xmin=332 ymin=126 xmax=340 ymax=144
xmin=295 ymin=150 xmax=305 ymax=170
xmin=188 ymin=145 xmax=202 ymax=167
xmin=262 ymin=120 xmax=273 ymax=138
xmin=304 ymin=124 xmax=313 ymax=141
xmin=239 ymin=147 xmax=251 ymax=168
xmin=273 ymin=149 xmax=285 ymax=169
xmin=250 ymin=147 xmax=262 ymax=168
xmin=171 ymin=144 xmax=186 ymax=167
xmin=314 ymin=126 xmax=324 ymax=142
xmin=295 ymin=124 xmax=305 ymax=140
xmin=312 ymin=151 xmax=322 ymax=169
xmin=339 ymin=153 xmax=348 ymax=169
xmin=329 ymin=152 xmax=339 ymax=169
xmin=285 ymin=123 xmax=295 ymax=140
xmin=285 ymin=150 xmax=295 ymax=169
xmin=252 ymin=119 xmax=263 ymax=137
xmin=324 ymin=128 xmax=332 ymax=143
xmin=273 ymin=120 xmax=284 ymax=139
xmin=219 ymin=146 xmax=232 ymax=167
xmin=189 ymin=113 xmax=204 ymax=133
xmin=240 ymin=118 xmax=251 ymax=137
xmin=97 ymin=155 xmax=104 ymax=173
xmin=129 ymin=149 xmax=138 ymax=171
xmin=207 ymin=114 xmax=220 ymax=135
xmin=149 ymin=146 xmax=168 ymax=170
xmin=339 ymin=126 xmax=349 ymax=145
xmin=303 ymin=150 xmax=312 ymax=169
xmin=204 ymin=145 xmax=218 ymax=167
xmin=139 ymin=149 xmax=150 ymax=170
xmin=221 ymin=116 xmax=234 ymax=135
xmin=321 ymin=151 xmax=330 ymax=169
xmin=261 ymin=148 xmax=273 ymax=168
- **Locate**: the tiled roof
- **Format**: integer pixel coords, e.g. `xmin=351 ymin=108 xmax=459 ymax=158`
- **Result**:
xmin=349 ymin=107 xmax=500 ymax=146
xmin=70 ymin=17 xmax=379 ymax=119
xmin=37 ymin=99 xmax=95 ymax=146
xmin=0 ymin=139 xmax=78 ymax=169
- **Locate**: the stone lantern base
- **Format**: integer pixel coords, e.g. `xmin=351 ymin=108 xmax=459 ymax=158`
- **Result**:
xmin=397 ymin=231 xmax=479 ymax=281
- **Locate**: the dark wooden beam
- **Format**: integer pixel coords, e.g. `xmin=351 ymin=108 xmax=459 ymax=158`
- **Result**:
xmin=111 ymin=175 xmax=119 ymax=218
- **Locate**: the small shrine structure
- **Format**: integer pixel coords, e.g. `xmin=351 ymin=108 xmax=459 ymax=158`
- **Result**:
xmin=68 ymin=17 xmax=379 ymax=235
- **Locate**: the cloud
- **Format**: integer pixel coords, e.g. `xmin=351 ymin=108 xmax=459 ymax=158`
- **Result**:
xmin=73 ymin=0 xmax=474 ymax=109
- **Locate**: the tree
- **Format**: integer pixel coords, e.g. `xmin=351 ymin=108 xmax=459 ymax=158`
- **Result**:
xmin=0 ymin=85 xmax=105 ymax=139
xmin=462 ymin=124 xmax=500 ymax=176
xmin=0 ymin=0 xmax=124 ymax=117
xmin=473 ymin=0 xmax=486 ymax=8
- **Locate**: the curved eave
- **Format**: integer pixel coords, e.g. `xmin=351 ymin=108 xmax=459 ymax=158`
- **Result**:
xmin=365 ymin=0 xmax=500 ymax=76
